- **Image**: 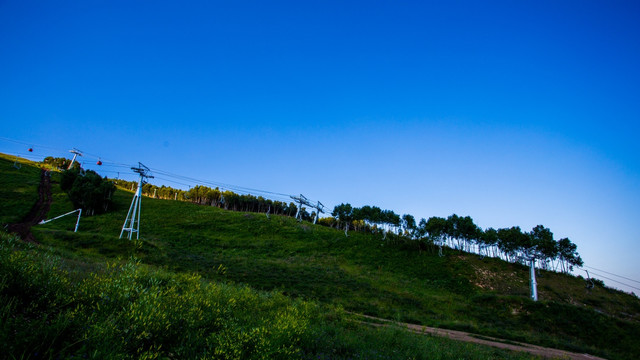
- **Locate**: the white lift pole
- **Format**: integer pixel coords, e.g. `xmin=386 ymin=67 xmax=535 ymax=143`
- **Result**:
xmin=120 ymin=162 xmax=153 ymax=240
xmin=520 ymin=252 xmax=539 ymax=301
xmin=68 ymin=148 xmax=83 ymax=169
xmin=312 ymin=201 xmax=325 ymax=224
xmin=290 ymin=194 xmax=308 ymax=221
xmin=529 ymin=257 xmax=538 ymax=301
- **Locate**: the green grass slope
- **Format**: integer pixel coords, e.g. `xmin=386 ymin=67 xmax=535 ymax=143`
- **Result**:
xmin=0 ymin=154 xmax=544 ymax=360
xmin=5 ymin=231 xmax=545 ymax=360
xmin=2 ymin=154 xmax=640 ymax=359
xmin=0 ymin=154 xmax=42 ymax=225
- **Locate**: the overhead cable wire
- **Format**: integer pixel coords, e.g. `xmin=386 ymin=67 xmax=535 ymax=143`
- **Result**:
xmin=586 ymin=271 xmax=640 ymax=292
xmin=2 ymin=135 xmax=325 ymax=206
xmin=150 ymin=168 xmax=288 ymax=197
xmin=581 ymin=265 xmax=640 ymax=284
xmin=151 ymin=175 xmax=194 ymax=188
xmin=80 ymin=151 xmax=132 ymax=168
xmin=114 ymin=168 xmax=294 ymax=204
xmin=0 ymin=136 xmax=132 ymax=168
xmin=124 ymin=166 xmax=295 ymax=204
xmin=149 ymin=167 xmax=293 ymax=198
xmin=1 ymin=152 xmax=44 ymax=162
xmin=148 ymin=170 xmax=300 ymax=204
xmin=0 ymin=136 xmax=68 ymax=153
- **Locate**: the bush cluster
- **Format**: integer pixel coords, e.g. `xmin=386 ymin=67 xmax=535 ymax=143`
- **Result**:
xmin=61 ymin=168 xmax=116 ymax=216
xmin=0 ymin=232 xmax=318 ymax=359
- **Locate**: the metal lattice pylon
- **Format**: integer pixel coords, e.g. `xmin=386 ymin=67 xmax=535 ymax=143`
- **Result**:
xmin=290 ymin=194 xmax=325 ymax=223
xmin=312 ymin=201 xmax=325 ymax=224
xmin=290 ymin=194 xmax=310 ymax=222
xmin=120 ymin=162 xmax=153 ymax=240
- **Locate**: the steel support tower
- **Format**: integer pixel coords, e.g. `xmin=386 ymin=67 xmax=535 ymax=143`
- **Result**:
xmin=312 ymin=201 xmax=325 ymax=224
xmin=291 ymin=194 xmax=316 ymax=222
xmin=120 ymin=162 xmax=153 ymax=240
xmin=290 ymin=195 xmax=326 ymax=223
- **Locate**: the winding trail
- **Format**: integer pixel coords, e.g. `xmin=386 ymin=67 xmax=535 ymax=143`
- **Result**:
xmin=351 ymin=313 xmax=605 ymax=360
xmin=7 ymin=169 xmax=52 ymax=243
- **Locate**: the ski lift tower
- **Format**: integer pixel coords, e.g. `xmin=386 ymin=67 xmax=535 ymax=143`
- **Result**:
xmin=68 ymin=148 xmax=83 ymax=169
xmin=290 ymin=194 xmax=307 ymax=221
xmin=523 ymin=253 xmax=538 ymax=301
xmin=120 ymin=162 xmax=154 ymax=240
xmin=290 ymin=194 xmax=315 ymax=222
xmin=312 ymin=201 xmax=325 ymax=224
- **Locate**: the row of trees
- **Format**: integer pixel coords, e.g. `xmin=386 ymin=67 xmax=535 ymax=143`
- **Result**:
xmin=329 ymin=203 xmax=401 ymax=236
xmin=328 ymin=205 xmax=583 ymax=274
xmin=43 ymin=156 xmax=80 ymax=170
xmin=111 ymin=180 xmax=316 ymax=221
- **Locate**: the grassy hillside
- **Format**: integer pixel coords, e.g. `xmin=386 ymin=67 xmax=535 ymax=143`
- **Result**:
xmin=0 ymin=154 xmax=42 ymax=224
xmin=1 ymin=154 xmax=540 ymax=360
xmin=3 ymin=154 xmax=640 ymax=359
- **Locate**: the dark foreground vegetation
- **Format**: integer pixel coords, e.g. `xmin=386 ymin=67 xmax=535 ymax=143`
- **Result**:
xmin=2 ymin=154 xmax=640 ymax=359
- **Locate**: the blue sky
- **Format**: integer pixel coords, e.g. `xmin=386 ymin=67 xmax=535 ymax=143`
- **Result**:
xmin=1 ymin=1 xmax=639 ymax=293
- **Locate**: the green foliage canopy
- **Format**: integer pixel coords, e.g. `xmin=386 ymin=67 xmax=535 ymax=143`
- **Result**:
xmin=61 ymin=169 xmax=116 ymax=216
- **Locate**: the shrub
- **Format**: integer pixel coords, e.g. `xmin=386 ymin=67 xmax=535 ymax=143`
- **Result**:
xmin=61 ymin=168 xmax=116 ymax=215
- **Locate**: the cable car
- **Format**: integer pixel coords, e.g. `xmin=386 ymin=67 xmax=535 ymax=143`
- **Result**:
xmin=97 ymin=158 xmax=102 ymax=166
xmin=28 ymin=147 xmax=33 ymax=152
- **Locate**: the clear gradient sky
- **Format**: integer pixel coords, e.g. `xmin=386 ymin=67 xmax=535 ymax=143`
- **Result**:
xmin=1 ymin=1 xmax=639 ymax=293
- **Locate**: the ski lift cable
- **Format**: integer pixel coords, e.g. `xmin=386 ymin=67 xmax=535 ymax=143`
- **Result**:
xmin=581 ymin=265 xmax=640 ymax=284
xmin=0 ymin=136 xmax=69 ymax=153
xmin=0 ymin=140 xmax=84 ymax=163
xmin=1 ymin=136 xmax=326 ymax=208
xmin=151 ymin=175 xmax=195 ymax=188
xmin=85 ymin=169 xmax=118 ymax=174
xmin=80 ymin=151 xmax=132 ymax=167
xmin=149 ymin=167 xmax=291 ymax=196
xmin=0 ymin=136 xmax=131 ymax=168
xmin=131 ymin=169 xmax=294 ymax=203
xmin=586 ymin=271 xmax=640 ymax=292
xmin=147 ymin=174 xmax=292 ymax=203
xmin=147 ymin=168 xmax=287 ymax=197
xmin=1 ymin=152 xmax=43 ymax=162
xmin=90 ymin=163 xmax=132 ymax=170
xmin=92 ymin=158 xmax=320 ymax=205
xmin=148 ymin=167 xmax=295 ymax=199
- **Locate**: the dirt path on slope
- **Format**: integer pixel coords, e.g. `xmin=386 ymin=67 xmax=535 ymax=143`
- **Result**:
xmin=7 ymin=169 xmax=52 ymax=243
xmin=352 ymin=313 xmax=605 ymax=360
